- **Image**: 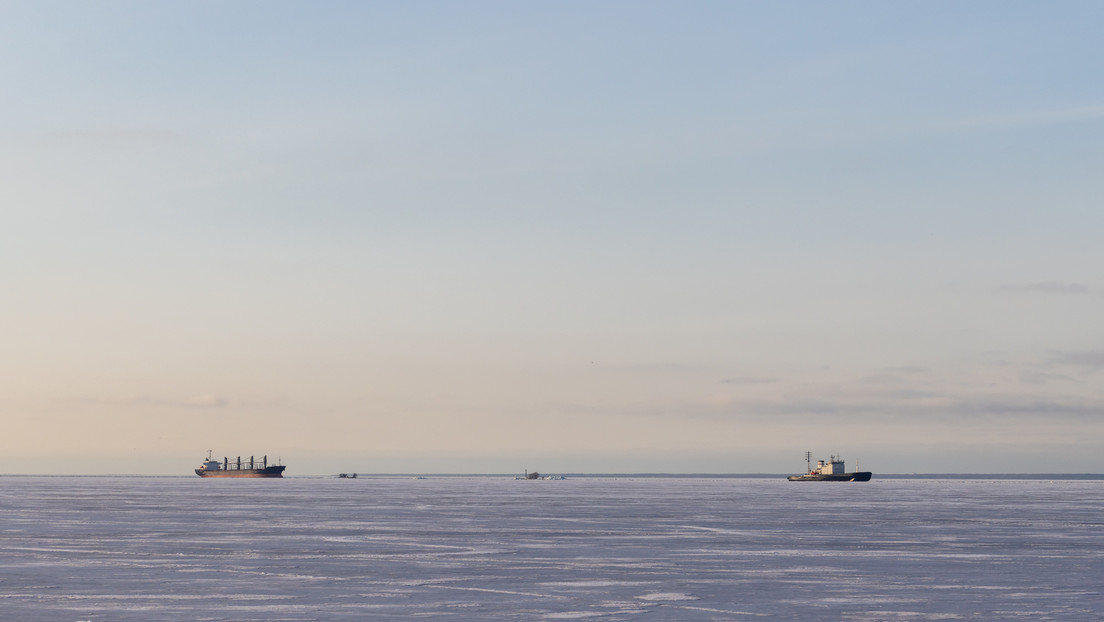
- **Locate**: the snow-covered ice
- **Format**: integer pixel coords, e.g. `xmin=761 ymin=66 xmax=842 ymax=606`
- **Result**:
xmin=0 ymin=476 xmax=1102 ymax=620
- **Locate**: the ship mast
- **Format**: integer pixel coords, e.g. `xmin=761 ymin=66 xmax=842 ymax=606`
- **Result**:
xmin=804 ymin=450 xmax=812 ymax=473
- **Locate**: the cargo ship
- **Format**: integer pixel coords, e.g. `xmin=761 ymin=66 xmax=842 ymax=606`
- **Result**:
xmin=787 ymin=451 xmax=871 ymax=482
xmin=195 ymin=451 xmax=285 ymax=478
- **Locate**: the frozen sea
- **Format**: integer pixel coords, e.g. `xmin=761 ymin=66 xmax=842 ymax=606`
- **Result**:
xmin=1 ymin=477 xmax=1102 ymax=621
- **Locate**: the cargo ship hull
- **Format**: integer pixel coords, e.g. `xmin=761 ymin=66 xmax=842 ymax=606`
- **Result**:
xmin=195 ymin=466 xmax=285 ymax=478
xmin=787 ymin=471 xmax=871 ymax=482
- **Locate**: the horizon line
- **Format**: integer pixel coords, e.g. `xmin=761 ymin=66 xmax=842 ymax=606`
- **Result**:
xmin=3 ymin=472 xmax=1103 ymax=480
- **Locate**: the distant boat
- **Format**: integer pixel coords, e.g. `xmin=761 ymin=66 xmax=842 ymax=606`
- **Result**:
xmin=195 ymin=450 xmax=286 ymax=478
xmin=337 ymin=473 xmax=357 ymax=479
xmin=515 ymin=470 xmax=563 ymax=480
xmin=787 ymin=452 xmax=871 ymax=482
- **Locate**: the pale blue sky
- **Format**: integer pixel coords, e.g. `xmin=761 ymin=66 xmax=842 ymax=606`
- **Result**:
xmin=2 ymin=2 xmax=1103 ymax=474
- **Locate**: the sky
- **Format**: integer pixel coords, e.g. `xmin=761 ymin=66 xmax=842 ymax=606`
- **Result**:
xmin=2 ymin=2 xmax=1103 ymax=475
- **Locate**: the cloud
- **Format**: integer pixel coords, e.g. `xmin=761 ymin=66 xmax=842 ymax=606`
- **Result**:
xmin=1019 ymin=370 xmax=1076 ymax=386
xmin=727 ymin=394 xmax=1104 ymax=419
xmin=1000 ymin=281 xmax=1091 ymax=295
xmin=880 ymin=366 xmax=929 ymax=374
xmin=934 ymin=105 xmax=1104 ymax=135
xmin=947 ymin=397 xmax=1104 ymax=417
xmin=548 ymin=372 xmax=1104 ymax=424
xmin=719 ymin=376 xmax=777 ymax=385
xmin=861 ymin=373 xmax=904 ymax=385
xmin=1050 ymin=350 xmax=1104 ymax=370
xmin=76 ymin=393 xmax=231 ymax=409
xmin=182 ymin=394 xmax=230 ymax=409
xmin=683 ymin=375 xmax=1104 ymax=421
xmin=862 ymin=366 xmax=932 ymax=385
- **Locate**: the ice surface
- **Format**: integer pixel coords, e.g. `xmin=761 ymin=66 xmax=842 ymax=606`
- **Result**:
xmin=0 ymin=477 xmax=1102 ymax=620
